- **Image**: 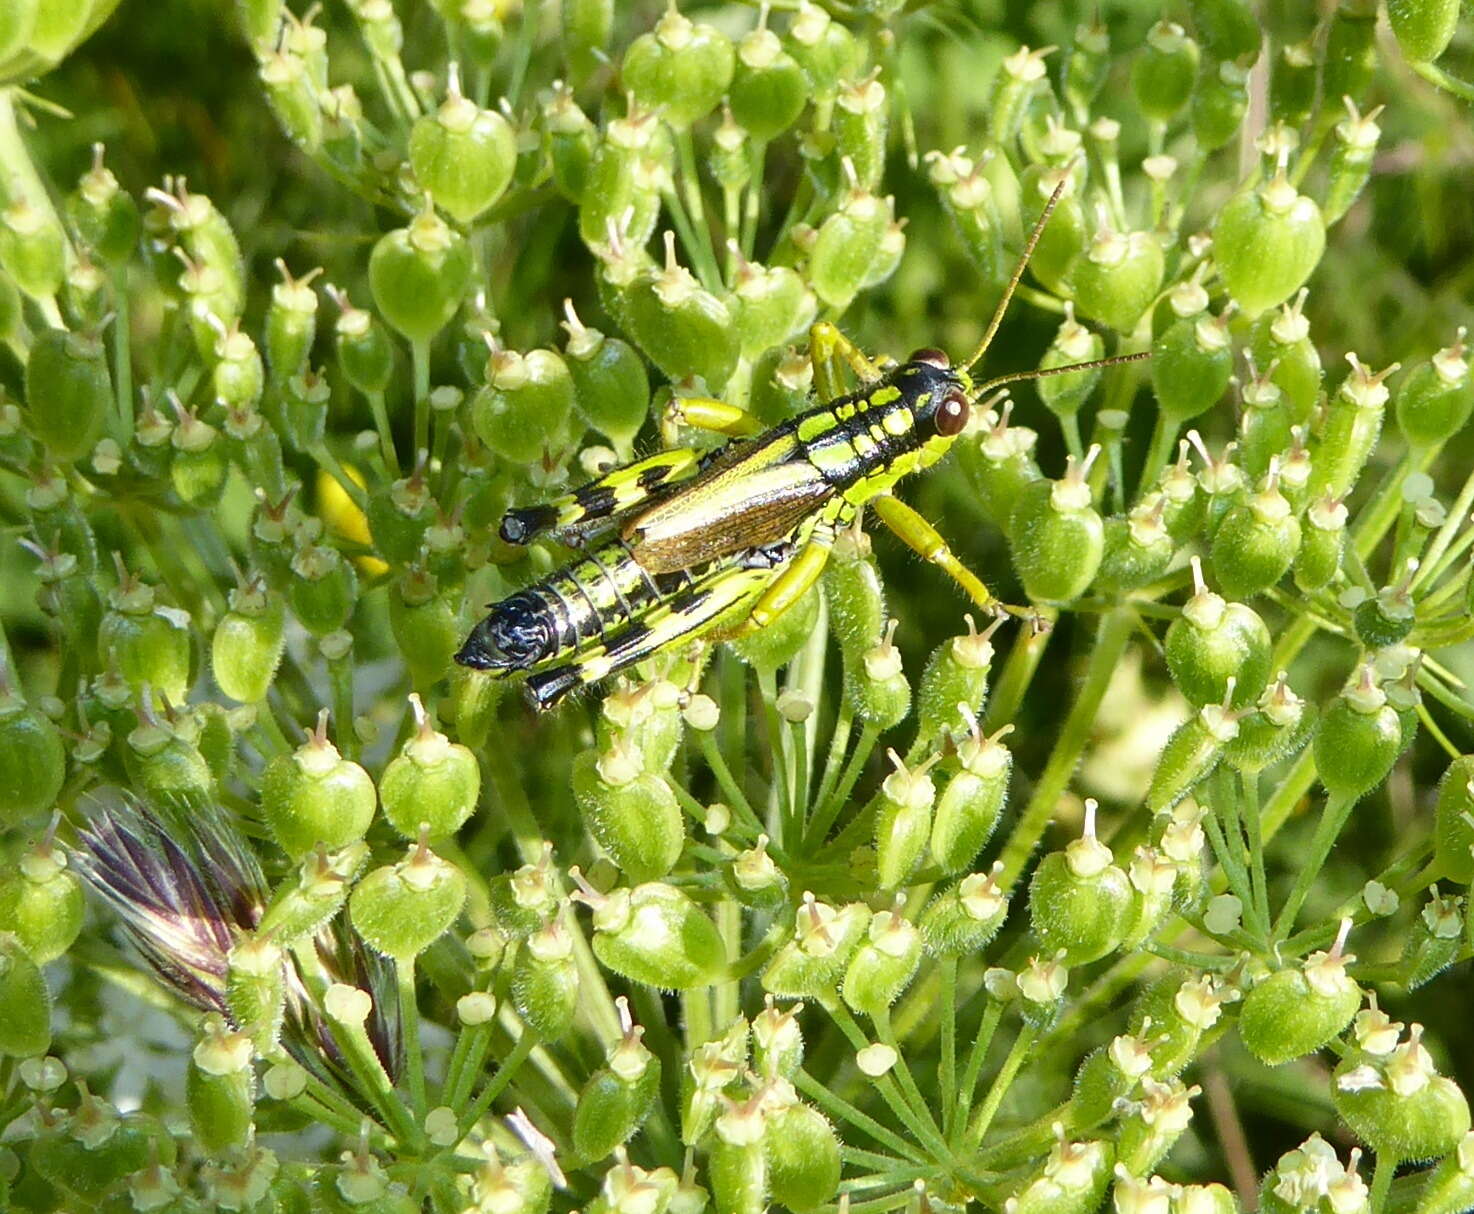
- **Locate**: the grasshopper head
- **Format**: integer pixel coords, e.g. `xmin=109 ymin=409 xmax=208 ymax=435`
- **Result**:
xmin=903 ymin=347 xmax=973 ymax=443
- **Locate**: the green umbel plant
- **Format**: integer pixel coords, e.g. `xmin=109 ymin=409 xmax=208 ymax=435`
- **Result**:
xmin=2 ymin=1 xmax=1474 ymax=1212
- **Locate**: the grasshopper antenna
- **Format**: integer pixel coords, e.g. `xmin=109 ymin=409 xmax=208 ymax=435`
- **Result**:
xmin=961 ymin=163 xmax=1076 ymax=374
xmin=970 ymin=349 xmax=1152 ymax=397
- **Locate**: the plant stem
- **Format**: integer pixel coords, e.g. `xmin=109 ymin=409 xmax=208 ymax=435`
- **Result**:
xmin=805 ymin=724 xmax=880 ymax=850
xmin=952 ymin=1000 xmax=1003 ymax=1142
xmin=996 ymin=608 xmax=1134 ymax=889
xmin=966 ymin=1024 xmax=1036 ymax=1149
xmin=412 ymin=338 xmax=431 ymax=461
xmin=793 ymin=1069 xmax=928 ymax=1164
xmin=939 ymin=959 xmax=958 ymax=1137
xmin=1272 ymin=791 xmax=1356 ymax=939
xmin=457 ymin=1029 xmax=537 ymax=1137
xmin=397 ymin=956 xmax=427 ymax=1122
xmin=984 ymin=610 xmax=1055 ymax=731
xmin=367 ymin=388 xmax=400 ymax=475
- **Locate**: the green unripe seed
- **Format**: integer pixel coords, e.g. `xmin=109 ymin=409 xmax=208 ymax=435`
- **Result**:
xmin=349 ymin=836 xmax=468 ymax=958
xmin=24 ymin=328 xmax=111 ymax=462
xmin=1333 ymin=1026 xmax=1471 ymax=1163
xmin=261 ymin=711 xmax=377 ymax=858
xmin=1213 ymin=174 xmax=1325 ymax=317
xmin=1434 ymin=755 xmax=1474 ymax=884
xmin=805 ymin=184 xmax=894 ymax=312
xmin=785 ymin=3 xmax=862 ymax=100
xmin=408 ymin=70 xmax=516 ymax=224
xmin=573 ymin=998 xmax=662 ymax=1162
xmin=625 ymin=232 xmax=738 ymax=390
xmin=0 ymin=198 xmax=65 ymax=303
xmin=1036 ymin=303 xmax=1103 ymax=418
xmin=930 ymin=710 xmax=1012 ymax=875
xmin=765 ymin=1100 xmax=840 ymax=1212
xmin=1324 ymin=98 xmax=1383 ymax=226
xmin=1130 ymin=21 xmax=1200 ymax=124
xmin=289 ymin=541 xmax=358 ymax=636
xmin=187 ymin=1015 xmax=256 ymax=1155
xmin=331 ymin=292 xmax=396 ymax=396
xmin=1028 ymin=801 xmax=1132 ymax=965
xmin=0 ymin=691 xmax=65 ymax=825
xmin=729 ymin=26 xmax=807 ymax=142
xmin=732 ymin=260 xmax=816 ymax=364
xmin=368 ymin=205 xmax=472 ymax=342
xmin=1402 ymin=891 xmax=1465 ymax=989
xmin=1397 ymin=330 xmax=1471 ymax=449
xmin=710 ymin=1098 xmax=768 ymax=1214
xmin=915 ymin=617 xmax=1000 ymax=747
xmin=1151 ymin=311 xmax=1234 ymax=425
xmin=1096 ymin=496 xmax=1175 ymax=594
xmin=1011 ymin=1132 xmax=1114 ymax=1214
xmin=512 ymin=919 xmax=580 ymax=1039
xmin=1210 ymin=471 xmax=1302 ymax=598
xmin=0 ymin=933 xmax=51 ymax=1056
xmin=1008 ymin=449 xmax=1105 ymax=604
xmin=841 ymin=903 xmax=922 ymax=1016
xmin=762 ymin=896 xmax=871 ymax=998
xmin=1164 ymin=559 xmax=1272 ymax=708
xmin=874 ymin=748 xmax=938 ymax=890
xmin=66 ymin=145 xmax=141 ymax=266
xmin=1072 ymin=222 xmax=1163 ymax=335
xmin=1388 ymin=0 xmax=1461 ymax=64
xmin=920 ymin=867 xmax=1010 ymax=957
xmin=1240 ymin=922 xmax=1361 ymax=1064
xmin=380 ymin=694 xmax=480 ymax=839
xmin=573 ymin=744 xmax=684 ymax=881
xmin=388 ymin=570 xmax=461 ymax=689
xmin=843 ymin=618 xmax=911 ymax=729
xmin=1315 ymin=665 xmax=1406 ymax=803
xmin=562 ymin=300 xmax=650 ymax=451
xmin=574 ymin=873 xmax=727 ymax=990
xmin=1225 ymin=672 xmax=1316 ymax=775
xmin=962 ymin=408 xmax=1042 ymax=529
xmin=622 ymin=6 xmax=735 ymax=130
xmin=0 ymin=837 xmax=83 ymax=963
xmin=1193 ymin=60 xmax=1250 ymax=152
xmin=1147 ymin=693 xmax=1239 ymax=813
xmin=212 ymin=580 xmax=285 ymax=705
xmin=1250 ymin=290 xmax=1323 ymax=425
xmin=1271 ymin=41 xmax=1318 ymax=127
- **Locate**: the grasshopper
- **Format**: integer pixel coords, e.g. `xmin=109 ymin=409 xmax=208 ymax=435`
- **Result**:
xmin=456 ymin=179 xmax=1147 ymax=708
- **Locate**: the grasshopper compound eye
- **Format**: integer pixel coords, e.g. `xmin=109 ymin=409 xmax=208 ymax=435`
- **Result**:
xmin=935 ymin=390 xmax=970 ymax=437
xmin=910 ymin=347 xmax=951 ymax=368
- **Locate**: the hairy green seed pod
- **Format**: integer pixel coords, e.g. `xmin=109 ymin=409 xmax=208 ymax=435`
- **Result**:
xmin=1195 ymin=0 xmax=1260 ymax=61
xmin=1116 ymin=1078 xmax=1199 ymax=1177
xmin=409 ymin=73 xmax=516 ymax=224
xmin=1333 ymin=1028 xmax=1471 ymax=1163
xmin=369 ymin=205 xmax=472 ymax=343
xmin=388 ymin=569 xmax=460 ymax=688
xmin=1402 ymin=891 xmax=1465 ymax=989
xmin=562 ymin=300 xmax=650 ymax=451
xmin=1324 ymin=99 xmax=1382 ymax=226
xmin=24 ymin=328 xmax=111 ymax=463
xmin=682 ymin=1014 xmax=750 ymax=1143
xmin=833 ymin=75 xmax=888 ymax=191
xmin=288 ymin=540 xmax=357 ymax=637
xmin=843 ymin=619 xmax=911 ymax=729
xmin=1249 ymin=291 xmax=1322 ymax=426
xmin=1036 ymin=303 xmax=1104 ymax=419
xmin=1128 ymin=970 xmax=1228 ymax=1077
xmin=1210 ymin=472 xmax=1301 ymax=598
xmin=1029 ymin=801 xmax=1132 ymax=965
xmin=710 ymin=1099 xmax=768 ymax=1214
xmin=766 ymin=1100 xmax=840 ymax=1212
xmin=30 ymin=1098 xmax=177 ymax=1207
xmin=66 ymin=146 xmax=141 ymax=265
xmin=1240 ymin=923 xmax=1361 ymax=1064
xmin=805 ymin=184 xmax=894 ymax=313
xmin=990 ymin=44 xmax=1052 ymax=146
xmin=1012 ymin=166 xmax=1085 ymax=298
xmin=332 ymin=293 xmax=395 ymax=396
xmin=573 ymin=999 xmax=661 ymax=1161
xmin=841 ymin=904 xmax=922 ymax=1016
xmin=1193 ymin=59 xmax=1250 ymax=152
xmin=1214 ymin=174 xmax=1325 ymax=317
xmin=512 ymin=919 xmax=580 ymax=1039
xmin=187 ymin=1015 xmax=256 ymax=1155
xmin=366 ymin=467 xmax=435 ymax=567
xmin=1354 ymin=566 xmax=1418 ymax=650
xmin=1011 ymin=1132 xmax=1114 ymax=1214
xmin=730 ymin=25 xmax=807 ymax=142
xmin=931 ymin=711 xmax=1012 ymax=875
xmin=0 ymin=838 xmax=82 ymax=963
xmin=1389 ymin=0 xmax=1461 ymax=63
xmin=573 ymin=744 xmax=684 ymax=881
xmin=916 ymin=617 xmax=999 ymax=747
xmin=1165 ymin=560 xmax=1272 ymax=708
xmin=732 ymin=261 xmax=816 ymax=364
xmin=578 ymin=111 xmax=667 ymax=257
xmin=1072 ymin=222 xmax=1164 ymax=336
xmin=1397 ymin=331 xmax=1471 ymax=449
xmin=380 ymin=694 xmax=479 ymax=839
xmin=1415 ymin=1132 xmax=1474 ymax=1214
xmin=350 ymin=838 xmax=467 ymax=958
xmin=1237 ymin=375 xmax=1293 ymax=485
xmin=99 ymin=579 xmax=192 ymax=705
xmin=785 ymin=3 xmax=862 ymax=100
xmin=762 ymin=896 xmax=871 ymax=998
xmin=225 ymin=932 xmax=286 ymax=1053
xmin=874 ymin=749 xmax=938 ymax=890
xmin=0 ymin=691 xmax=65 ymax=826
xmin=574 ymin=875 xmax=727 ymax=989
xmin=825 ymin=527 xmax=886 ymax=660
xmin=1225 ymin=673 xmax=1316 ymax=774
xmin=123 ymin=713 xmax=215 ymax=801
xmin=624 ymin=233 xmax=738 ymax=389
xmin=487 ymin=844 xmax=558 ymax=941
xmin=963 ymin=409 xmax=1043 ymax=529
xmin=1008 ymin=450 xmax=1105 ymax=604
xmin=546 ymin=86 xmax=596 ymax=203
xmin=1147 ymin=695 xmax=1239 ymax=813
xmin=1435 ymin=755 xmax=1474 ymax=884
xmin=0 ymin=198 xmax=65 ymax=303
xmin=1097 ymin=497 xmax=1175 ymax=595
xmin=261 ymin=712 xmax=376 ymax=858
xmin=168 ymin=410 xmax=227 ymax=507
xmin=921 ymin=867 xmax=1009 ymax=957
xmin=622 ymin=6 xmax=734 ymax=130
xmin=752 ymin=996 xmax=804 ymax=1080
xmin=0 ymin=932 xmax=51 ymax=1056
xmin=1315 ymin=665 xmax=1406 ymax=802
xmin=1130 ymin=21 xmax=1199 ymax=124
xmin=1294 ymin=496 xmax=1347 ymax=592
xmin=1151 ymin=311 xmax=1233 ymax=425
xmin=473 ymin=345 xmax=577 ymax=464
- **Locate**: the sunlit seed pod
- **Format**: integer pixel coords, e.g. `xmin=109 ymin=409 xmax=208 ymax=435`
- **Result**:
xmin=1333 ymin=1025 xmax=1471 ymax=1163
xmin=785 ymin=3 xmax=862 ymax=101
xmin=511 ymin=918 xmax=580 ymax=1040
xmin=1164 ymin=558 xmax=1272 ymax=709
xmin=843 ymin=618 xmax=911 ymax=729
xmin=0 ymin=832 xmax=83 ymax=963
xmin=624 ymin=232 xmax=738 ymax=389
xmin=186 ymin=1015 xmax=256 ymax=1156
xmin=1146 ymin=683 xmax=1240 ymax=813
xmin=709 ymin=1096 xmax=768 ymax=1214
xmin=0 ymin=689 xmax=66 ymax=826
xmin=1213 ymin=172 xmax=1325 ymax=318
xmin=732 ymin=258 xmax=816 ymax=364
xmin=123 ymin=709 xmax=215 ymax=801
xmin=574 ymin=873 xmax=727 ymax=990
xmin=1389 ymin=0 xmax=1462 ymax=63
xmin=752 ymin=995 xmax=805 ymax=1079
xmin=1127 ymin=970 xmax=1228 ymax=1078
xmin=23 ymin=328 xmax=111 ymax=463
xmin=1396 ymin=329 xmax=1472 ymax=449
xmin=1096 ymin=496 xmax=1175 ymax=595
xmin=729 ymin=22 xmax=807 ymax=142
xmin=1008 ymin=447 xmax=1105 ymax=604
xmin=805 ymin=177 xmax=894 ymax=312
xmin=1354 ymin=561 xmax=1419 ymax=650
xmin=99 ymin=574 xmax=193 ymax=705
xmin=761 ymin=895 xmax=872 ymax=998
xmin=168 ymin=407 xmax=227 ymax=507
xmin=1224 ymin=672 xmax=1317 ymax=775
xmin=874 ymin=749 xmax=940 ymax=890
xmin=350 ymin=833 xmax=468 ymax=959
xmin=1016 ymin=165 xmax=1085 ymax=297
xmin=920 ymin=865 xmax=1010 ymax=957
xmin=572 ymin=743 xmax=684 ymax=882
xmin=1151 ymin=310 xmax=1233 ymax=425
xmin=1314 ymin=664 xmax=1407 ymax=803
xmin=562 ymin=299 xmax=650 ymax=451
xmin=990 ymin=44 xmax=1053 ymax=147
xmin=931 ymin=708 xmax=1012 ymax=875
xmin=832 ymin=72 xmax=888 ymax=191
xmin=824 ymin=525 xmax=886 ymax=663
xmin=261 ymin=710 xmax=376 ymax=858
xmin=1028 ymin=800 xmax=1132 ymax=966
xmin=841 ymin=901 xmax=922 ymax=1016
xmin=622 ymin=5 xmax=734 ymax=130
xmin=573 ymin=998 xmax=662 ymax=1161
xmin=1401 ymin=891 xmax=1465 ymax=990
xmin=408 ymin=67 xmax=516 ymax=225
xmin=0 ymin=197 xmax=65 ymax=304
xmin=1323 ymin=99 xmax=1383 ymax=226
xmin=915 ymin=615 xmax=1002 ymax=747
xmin=1130 ymin=21 xmax=1200 ymax=124
xmin=1115 ymin=1078 xmax=1200 ymax=1177
xmin=369 ymin=203 xmax=472 ymax=343
xmin=1071 ymin=215 xmax=1164 ymax=335
xmin=1036 ymin=303 xmax=1104 ymax=419
xmin=1209 ymin=463 xmax=1302 ymax=599
xmin=765 ymin=1100 xmax=841 ymax=1212
xmin=1063 ymin=22 xmax=1110 ymax=115
xmin=211 ymin=577 xmax=285 ymax=704
xmin=288 ymin=540 xmax=358 ymax=636
xmin=959 ymin=402 xmax=1042 ymax=529
xmin=379 ymin=694 xmax=479 ymax=840
xmin=66 ymin=144 xmax=141 ymax=266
